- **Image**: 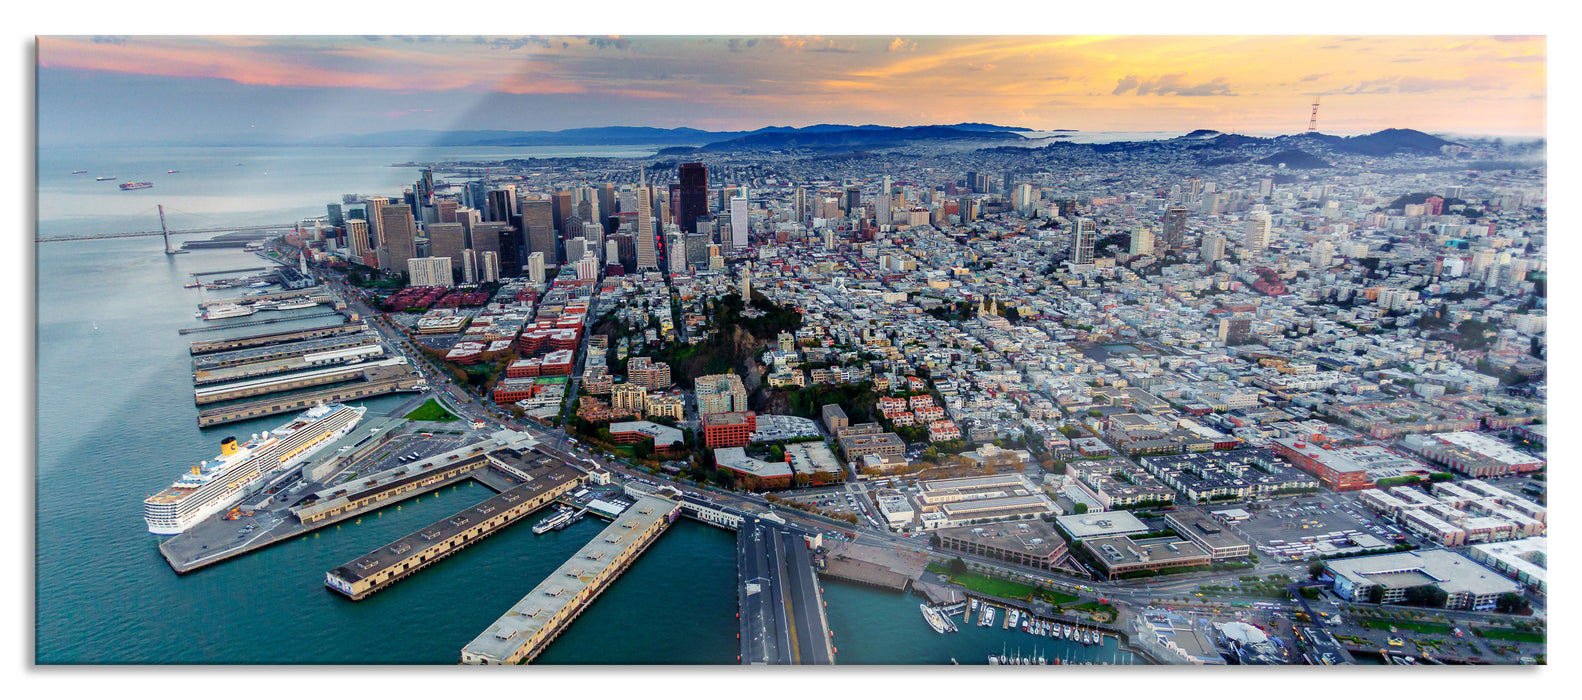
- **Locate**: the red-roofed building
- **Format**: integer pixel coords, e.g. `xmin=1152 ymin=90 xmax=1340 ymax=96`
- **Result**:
xmin=702 ymin=411 xmax=757 ymax=449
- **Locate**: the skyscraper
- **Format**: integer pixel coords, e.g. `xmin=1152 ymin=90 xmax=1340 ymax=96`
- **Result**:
xmin=729 ymin=195 xmax=749 ymax=249
xmin=364 ymin=196 xmax=389 ymax=251
xmin=326 ymin=203 xmax=344 ymax=227
xmin=1244 ymin=212 xmax=1271 ymax=251
xmin=666 ymin=232 xmax=686 ymax=273
xmin=678 ymin=163 xmax=708 ymax=234
xmin=480 ymin=251 xmax=500 ymax=283
xmin=485 ymin=187 xmax=516 ymax=223
xmin=527 ymin=252 xmax=545 ymax=284
xmin=1130 ymin=226 xmax=1154 ymax=256
xmin=521 ymin=197 xmax=557 ymax=265
xmin=1200 ymin=232 xmax=1226 ymax=264
xmin=379 ymin=204 xmax=418 ymax=271
xmin=599 ymin=183 xmax=616 ymax=235
xmin=497 ymin=225 xmax=524 ymax=276
xmin=845 ymin=186 xmax=861 ymax=216
xmin=551 ymin=190 xmax=574 ymax=236
xmin=345 ymin=219 xmax=372 ymax=261
xmin=635 ymin=187 xmax=657 ymax=270
xmin=793 ymin=186 xmax=808 ymax=224
xmin=461 ymin=249 xmax=477 ymax=284
xmin=407 ymin=256 xmax=452 ymax=288
xmin=427 ymin=222 xmax=466 ymax=275
xmin=876 ymin=193 xmax=891 ymax=225
xmin=1162 ymin=204 xmax=1189 ymax=253
xmin=469 ymin=221 xmax=504 ymax=260
xmin=1072 ymin=217 xmax=1097 ymax=265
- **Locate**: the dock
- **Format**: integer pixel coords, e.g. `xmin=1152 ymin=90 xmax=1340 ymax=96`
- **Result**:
xmin=189 ymin=266 xmax=270 ymax=277
xmin=193 ymin=358 xmax=406 ymax=405
xmin=460 ymin=494 xmax=682 ymax=664
xmin=188 ymin=321 xmax=367 ymax=355
xmin=737 ymin=517 xmax=836 ymax=665
xmin=178 ymin=310 xmax=342 ymax=335
xmin=193 ymin=344 xmax=385 ymax=386
xmin=196 ymin=287 xmax=324 ymax=308
xmin=195 ymin=365 xmax=424 ymax=426
xmin=193 ymin=334 xmax=379 ymax=371
xmin=157 ymin=431 xmax=548 ymax=574
xmin=326 ymin=460 xmax=585 ymax=600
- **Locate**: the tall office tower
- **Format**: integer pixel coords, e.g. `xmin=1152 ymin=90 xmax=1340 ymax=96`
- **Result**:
xmin=666 ymin=232 xmax=686 ymax=273
xmin=958 ymin=196 xmax=974 ymax=223
xmin=364 ymin=196 xmax=389 ymax=250
xmin=1162 ymin=204 xmax=1189 ymax=253
xmin=427 ymin=222 xmax=466 ymax=276
xmin=1072 ymin=217 xmax=1097 ymax=264
xmin=1311 ymin=240 xmax=1335 ymax=269
xmin=415 ymin=167 xmax=434 ymax=208
xmin=1003 ymin=172 xmax=1015 ymax=197
xmin=469 ymin=221 xmax=504 ymax=259
xmin=729 ymin=195 xmax=749 ymax=249
xmin=685 ymin=233 xmax=710 ymax=269
xmin=497 ymin=225 xmax=524 ymax=276
xmin=551 ymin=190 xmax=574 ymax=235
xmin=480 ymin=250 xmax=500 ymax=283
xmin=876 ymin=193 xmax=891 ymax=225
xmin=678 ymin=163 xmax=708 ymax=233
xmin=461 ymin=249 xmax=477 ymax=284
xmin=565 ymin=236 xmax=588 ymax=265
xmin=845 ymin=186 xmax=861 ymax=216
xmin=576 ymin=255 xmax=599 ymax=281
xmin=658 ymin=199 xmax=672 ymax=229
xmin=379 ymin=204 xmax=419 ymax=271
xmin=455 ymin=206 xmax=480 ymax=228
xmin=1017 ymin=183 xmax=1034 ymax=213
xmin=465 ymin=181 xmax=487 ymax=210
xmin=739 ymin=268 xmax=751 ymax=300
xmin=599 ymin=183 xmax=616 ymax=234
xmin=326 ymin=203 xmax=344 ymax=227
xmin=345 ymin=219 xmax=372 ymax=259
xmin=635 ymin=187 xmax=657 ymax=270
xmin=527 ymin=251 xmax=545 ymax=283
xmin=485 ymin=187 xmax=516 ymax=223
xmin=436 ymin=199 xmax=459 ymax=224
xmin=613 ymin=233 xmax=637 ymax=271
xmin=964 ymin=171 xmax=978 ymax=192
xmin=521 ymin=197 xmax=557 ymax=265
xmin=718 ymin=187 xmax=736 ymax=213
xmin=667 ymin=183 xmax=682 ymax=226
xmin=793 ymin=187 xmax=808 ymax=224
xmin=1244 ymin=212 xmax=1271 ymax=251
xmin=1130 ymin=226 xmax=1155 ymax=256
xmin=407 ymin=256 xmax=453 ymax=288
xmin=1259 ymin=178 xmax=1274 ymax=197
xmin=1200 ymin=232 xmax=1226 ymax=264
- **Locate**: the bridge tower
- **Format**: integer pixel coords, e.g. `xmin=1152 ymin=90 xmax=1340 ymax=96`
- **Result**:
xmin=159 ymin=204 xmax=177 ymax=255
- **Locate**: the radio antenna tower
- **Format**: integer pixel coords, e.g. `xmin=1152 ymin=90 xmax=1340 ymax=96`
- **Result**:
xmin=1307 ymin=96 xmax=1321 ymax=134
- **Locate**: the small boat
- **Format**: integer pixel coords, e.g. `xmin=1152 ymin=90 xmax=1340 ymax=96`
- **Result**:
xmin=987 ymin=654 xmax=999 ymax=665
xmin=71 ymin=170 xmax=87 ymax=174
xmin=969 ymin=599 xmax=979 ymax=611
xmin=921 ymin=604 xmax=949 ymax=634
xmin=183 ymin=282 xmax=200 ymax=289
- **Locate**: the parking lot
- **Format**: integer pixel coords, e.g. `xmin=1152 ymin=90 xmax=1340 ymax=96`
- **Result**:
xmin=1223 ymin=495 xmax=1409 ymax=562
xmin=779 ymin=486 xmax=874 ymax=520
xmin=328 ymin=432 xmax=477 ymax=486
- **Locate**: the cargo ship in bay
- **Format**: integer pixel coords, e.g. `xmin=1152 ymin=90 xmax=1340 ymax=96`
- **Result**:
xmin=120 ymin=181 xmax=154 ymax=191
xmin=143 ymin=403 xmax=366 ymax=535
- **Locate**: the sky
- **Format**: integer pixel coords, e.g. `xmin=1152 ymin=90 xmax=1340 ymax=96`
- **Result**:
xmin=36 ymin=34 xmax=1547 ymax=146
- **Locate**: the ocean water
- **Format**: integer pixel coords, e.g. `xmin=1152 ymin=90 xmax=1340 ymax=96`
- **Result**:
xmin=34 ymin=146 xmax=1141 ymax=665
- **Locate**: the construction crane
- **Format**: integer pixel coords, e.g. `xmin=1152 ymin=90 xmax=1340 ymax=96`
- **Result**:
xmin=1307 ymin=96 xmax=1321 ymax=134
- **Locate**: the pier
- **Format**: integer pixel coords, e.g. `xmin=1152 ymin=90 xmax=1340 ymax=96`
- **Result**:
xmin=158 ymin=431 xmax=547 ymax=574
xmin=193 ymin=344 xmax=384 ymax=386
xmin=196 ymin=288 xmax=326 ymax=308
xmin=193 ymin=359 xmax=405 ymax=405
xmin=195 ymin=364 xmax=424 ymax=427
xmin=460 ymin=495 xmax=682 ymax=665
xmin=193 ymin=334 xmax=379 ymax=371
xmin=326 ymin=459 xmax=585 ymax=601
xmin=189 ymin=321 xmax=368 ymax=355
xmin=178 ymin=311 xmax=342 ymax=335
xmin=189 ymin=266 xmax=270 ymax=277
xmin=738 ymin=517 xmax=836 ymax=665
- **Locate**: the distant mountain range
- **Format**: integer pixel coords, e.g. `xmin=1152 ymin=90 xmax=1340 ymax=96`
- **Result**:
xmin=305 ymin=122 xmax=1036 ymax=149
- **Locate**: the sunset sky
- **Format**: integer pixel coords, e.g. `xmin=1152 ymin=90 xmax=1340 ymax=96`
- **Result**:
xmin=36 ymin=34 xmax=1546 ymax=145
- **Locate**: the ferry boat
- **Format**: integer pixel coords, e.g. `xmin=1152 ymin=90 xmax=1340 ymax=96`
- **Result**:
xmin=120 ymin=181 xmax=154 ymax=190
xmin=202 ymin=303 xmax=255 ymax=321
xmin=143 ymin=403 xmax=365 ymax=535
xmin=532 ymin=507 xmax=579 ymax=534
xmin=275 ymin=300 xmax=318 ymax=311
xmin=921 ymin=604 xmax=949 ymax=634
xmin=249 ymin=281 xmax=272 ymax=288
xmin=96 ymin=175 xmax=116 ymax=181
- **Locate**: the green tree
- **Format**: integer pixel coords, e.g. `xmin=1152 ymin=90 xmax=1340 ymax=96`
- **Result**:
xmin=948 ymin=557 xmax=968 ymax=576
xmin=1073 ymin=503 xmax=1089 ymax=515
xmin=1495 ymin=592 xmax=1527 ymax=614
xmin=1309 ymin=561 xmax=1329 ymax=580
xmin=1368 ymin=586 xmax=1385 ymax=604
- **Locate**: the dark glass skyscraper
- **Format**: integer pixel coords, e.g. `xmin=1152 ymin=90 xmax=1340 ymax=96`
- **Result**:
xmin=678 ymin=162 xmax=708 ymax=234
xmin=1162 ymin=204 xmax=1189 ymax=253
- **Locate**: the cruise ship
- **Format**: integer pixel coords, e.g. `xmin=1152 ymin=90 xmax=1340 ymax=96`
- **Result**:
xmin=143 ymin=403 xmax=366 ymax=535
xmin=201 ymin=303 xmax=255 ymax=321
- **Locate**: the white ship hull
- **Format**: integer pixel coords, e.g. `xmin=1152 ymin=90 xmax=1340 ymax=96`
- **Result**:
xmin=145 ymin=406 xmax=363 ymax=535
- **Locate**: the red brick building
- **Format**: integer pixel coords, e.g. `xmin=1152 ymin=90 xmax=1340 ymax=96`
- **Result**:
xmin=702 ymin=411 xmax=757 ymax=449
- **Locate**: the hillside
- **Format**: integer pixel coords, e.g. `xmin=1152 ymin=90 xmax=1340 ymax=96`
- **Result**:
xmin=1255 ymin=149 xmax=1334 ymax=169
